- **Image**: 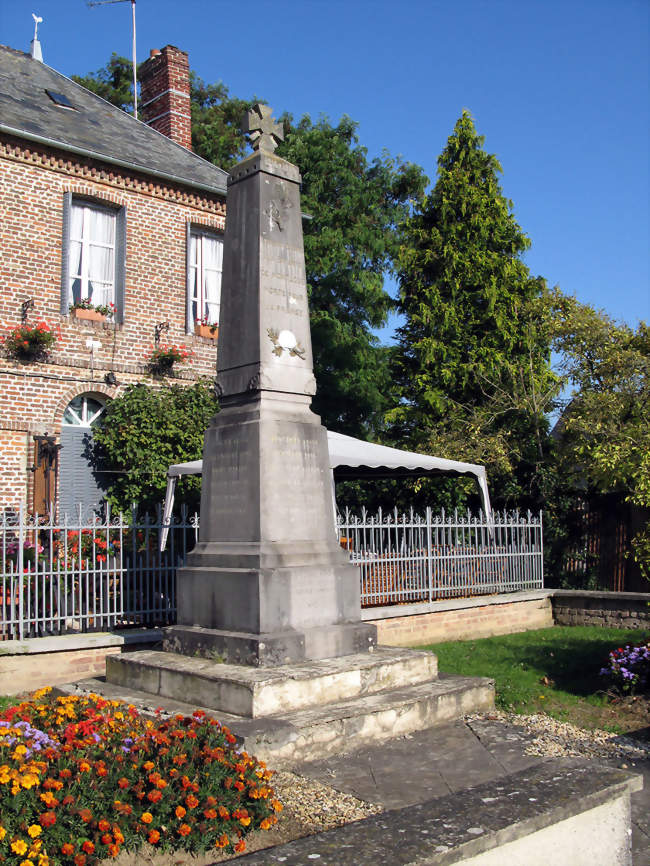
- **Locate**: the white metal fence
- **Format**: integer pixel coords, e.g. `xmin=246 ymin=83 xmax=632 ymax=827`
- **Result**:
xmin=338 ymin=508 xmax=544 ymax=607
xmin=0 ymin=504 xmax=198 ymax=641
xmin=1 ymin=505 xmax=542 ymax=640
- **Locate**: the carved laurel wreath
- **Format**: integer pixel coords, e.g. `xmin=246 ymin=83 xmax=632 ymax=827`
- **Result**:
xmin=267 ymin=328 xmax=306 ymax=360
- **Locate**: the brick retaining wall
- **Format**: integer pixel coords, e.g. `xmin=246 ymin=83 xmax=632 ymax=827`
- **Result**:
xmin=0 ymin=631 xmax=161 ymax=695
xmin=364 ymin=591 xmax=554 ymax=646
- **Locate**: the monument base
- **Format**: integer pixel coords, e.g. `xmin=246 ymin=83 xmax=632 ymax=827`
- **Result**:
xmin=163 ymin=621 xmax=377 ymax=667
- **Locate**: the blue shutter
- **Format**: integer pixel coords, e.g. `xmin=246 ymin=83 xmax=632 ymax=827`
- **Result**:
xmin=60 ymin=192 xmax=72 ymax=315
xmin=186 ymin=222 xmax=193 ymax=334
xmin=114 ymin=206 xmax=127 ymax=324
xmin=59 ymin=427 xmax=105 ymax=520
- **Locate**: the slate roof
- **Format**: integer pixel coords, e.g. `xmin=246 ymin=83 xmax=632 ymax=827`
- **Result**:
xmin=0 ymin=45 xmax=227 ymax=195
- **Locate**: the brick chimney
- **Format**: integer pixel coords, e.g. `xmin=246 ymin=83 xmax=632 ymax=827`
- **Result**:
xmin=139 ymin=45 xmax=192 ymax=150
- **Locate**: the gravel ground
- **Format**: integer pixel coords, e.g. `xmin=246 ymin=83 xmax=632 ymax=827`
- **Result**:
xmin=467 ymin=709 xmax=650 ymax=765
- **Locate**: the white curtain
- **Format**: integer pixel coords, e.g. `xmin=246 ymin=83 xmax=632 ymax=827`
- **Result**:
xmin=203 ymin=235 xmax=223 ymax=325
xmin=69 ymin=203 xmax=115 ymax=306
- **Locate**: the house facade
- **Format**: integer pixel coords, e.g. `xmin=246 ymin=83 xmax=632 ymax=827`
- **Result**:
xmin=0 ymin=43 xmax=227 ymax=517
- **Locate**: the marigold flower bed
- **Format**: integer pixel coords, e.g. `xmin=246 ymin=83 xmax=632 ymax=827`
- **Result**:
xmin=0 ymin=689 xmax=281 ymax=866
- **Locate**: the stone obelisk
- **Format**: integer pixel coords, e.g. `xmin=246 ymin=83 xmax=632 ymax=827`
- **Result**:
xmin=166 ymin=105 xmax=376 ymax=666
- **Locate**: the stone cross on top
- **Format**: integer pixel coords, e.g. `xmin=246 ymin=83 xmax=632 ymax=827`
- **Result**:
xmin=242 ymin=103 xmax=284 ymax=153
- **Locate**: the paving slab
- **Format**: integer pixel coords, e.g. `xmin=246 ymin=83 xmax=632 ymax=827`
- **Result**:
xmin=296 ymin=719 xmax=647 ymax=864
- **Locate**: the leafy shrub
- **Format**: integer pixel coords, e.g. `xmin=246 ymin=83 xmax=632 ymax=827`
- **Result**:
xmin=600 ymin=643 xmax=650 ymax=695
xmin=0 ymin=688 xmax=281 ymax=865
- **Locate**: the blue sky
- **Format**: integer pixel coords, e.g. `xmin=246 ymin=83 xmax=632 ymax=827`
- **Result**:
xmin=2 ymin=0 xmax=648 ymax=338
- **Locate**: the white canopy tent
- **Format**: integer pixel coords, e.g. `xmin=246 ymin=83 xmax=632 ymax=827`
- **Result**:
xmin=160 ymin=431 xmax=492 ymax=550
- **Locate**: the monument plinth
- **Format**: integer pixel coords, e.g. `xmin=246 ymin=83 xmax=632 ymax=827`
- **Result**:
xmin=165 ymin=105 xmax=376 ymax=666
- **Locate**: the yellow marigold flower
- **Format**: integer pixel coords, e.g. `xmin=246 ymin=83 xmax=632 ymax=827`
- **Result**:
xmin=38 ymin=854 xmax=50 ymax=866
xmin=13 ymin=744 xmax=28 ymax=758
xmin=33 ymin=687 xmax=52 ymax=699
xmin=11 ymin=838 xmax=29 ymax=855
xmin=30 ymin=839 xmax=43 ymax=852
xmin=21 ymin=774 xmax=39 ymax=789
xmin=0 ymin=825 xmax=6 ymax=840
xmin=19 ymin=860 xmax=34 ymax=866
xmin=27 ymin=825 xmax=42 ymax=838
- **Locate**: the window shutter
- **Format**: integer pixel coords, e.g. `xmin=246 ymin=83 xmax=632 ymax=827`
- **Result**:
xmin=114 ymin=206 xmax=127 ymax=324
xmin=186 ymin=222 xmax=193 ymax=334
xmin=60 ymin=192 xmax=72 ymax=315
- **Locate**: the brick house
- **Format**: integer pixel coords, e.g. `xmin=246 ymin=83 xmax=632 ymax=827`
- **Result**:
xmin=0 ymin=43 xmax=227 ymax=517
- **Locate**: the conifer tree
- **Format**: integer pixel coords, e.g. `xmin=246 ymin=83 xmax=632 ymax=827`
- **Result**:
xmin=390 ymin=111 xmax=557 ymax=508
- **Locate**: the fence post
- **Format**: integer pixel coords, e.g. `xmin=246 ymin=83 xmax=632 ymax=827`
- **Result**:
xmin=426 ymin=506 xmax=433 ymax=603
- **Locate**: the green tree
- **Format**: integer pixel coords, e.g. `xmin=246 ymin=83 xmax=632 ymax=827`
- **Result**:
xmin=72 ymin=54 xmax=137 ymax=111
xmin=189 ymin=74 xmax=258 ymax=170
xmin=277 ymin=115 xmax=426 ymax=435
xmin=389 ymin=110 xmax=557 ymax=510
xmin=92 ymin=381 xmax=218 ymax=514
xmin=551 ymin=295 xmax=650 ymax=578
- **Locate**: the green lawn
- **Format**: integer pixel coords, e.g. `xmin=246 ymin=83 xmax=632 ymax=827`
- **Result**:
xmin=419 ymin=625 xmax=650 ymax=734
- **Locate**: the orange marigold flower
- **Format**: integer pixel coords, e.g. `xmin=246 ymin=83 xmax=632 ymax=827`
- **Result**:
xmin=98 ymin=820 xmax=110 ymax=832
xmin=74 ymin=855 xmax=86 ymax=866
xmin=101 ymin=833 xmax=113 ymax=845
xmin=239 ymin=816 xmax=251 ymax=827
xmin=61 ymin=843 xmax=75 ymax=855
xmin=79 ymin=809 xmax=93 ymax=823
xmin=206 ymin=796 xmax=217 ymax=807
xmin=234 ymin=839 xmax=246 ymax=853
xmin=271 ymin=799 xmax=283 ymax=812
xmin=234 ymin=780 xmax=245 ymax=791
xmin=148 ymin=830 xmax=161 ymax=844
xmin=82 ymin=840 xmax=95 ymax=854
xmin=141 ymin=812 xmax=153 ymax=824
xmin=226 ymin=733 xmax=237 ymax=744
xmin=178 ymin=823 xmax=191 ymax=837
xmin=185 ymin=794 xmax=199 ymax=809
xmin=96 ymin=766 xmax=108 ymax=777
xmin=143 ymin=761 xmax=154 ymax=771
xmin=217 ymin=834 xmax=229 ymax=848
xmin=218 ymin=806 xmax=230 ymax=819
xmin=260 ymin=818 xmax=272 ymax=830
xmin=117 ymin=778 xmax=129 ymax=789
xmin=108 ymin=843 xmax=120 ymax=857
xmin=175 ymin=806 xmax=186 ymax=819
xmin=147 ymin=789 xmax=162 ymax=803
xmin=62 ymin=795 xmax=75 ymax=806
xmin=39 ymin=791 xmax=59 ymax=806
xmin=78 ymin=762 xmax=91 ymax=773
xmin=39 ymin=811 xmax=57 ymax=828
xmin=59 ymin=768 xmax=72 ymax=779
xmin=204 ymin=808 xmax=217 ymax=819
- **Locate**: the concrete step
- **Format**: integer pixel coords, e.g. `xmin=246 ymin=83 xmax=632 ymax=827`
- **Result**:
xmin=58 ymin=671 xmax=494 ymax=767
xmin=106 ymin=645 xmax=438 ymax=717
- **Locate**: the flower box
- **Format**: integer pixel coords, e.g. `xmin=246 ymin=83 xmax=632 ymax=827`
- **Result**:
xmin=71 ymin=307 xmax=106 ymax=322
xmin=194 ymin=323 xmax=218 ymax=339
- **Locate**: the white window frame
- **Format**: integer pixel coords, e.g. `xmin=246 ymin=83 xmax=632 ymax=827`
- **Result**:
xmin=188 ymin=228 xmax=223 ymax=328
xmin=68 ymin=201 xmax=117 ymax=310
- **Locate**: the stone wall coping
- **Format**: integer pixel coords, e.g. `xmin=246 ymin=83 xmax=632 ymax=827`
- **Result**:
xmin=234 ymin=760 xmax=642 ymax=865
xmin=361 ymin=590 xmax=553 ymax=622
xmin=552 ymin=589 xmax=650 ymax=603
xmin=0 ymin=629 xmax=162 ymax=656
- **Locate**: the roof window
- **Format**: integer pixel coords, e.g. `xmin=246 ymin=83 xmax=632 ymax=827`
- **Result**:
xmin=45 ymin=90 xmax=77 ymax=110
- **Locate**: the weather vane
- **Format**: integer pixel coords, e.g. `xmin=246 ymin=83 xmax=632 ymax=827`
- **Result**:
xmin=31 ymin=13 xmax=43 ymax=42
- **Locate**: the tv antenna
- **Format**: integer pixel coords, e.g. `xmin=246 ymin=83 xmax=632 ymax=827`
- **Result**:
xmin=87 ymin=0 xmax=138 ymax=119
